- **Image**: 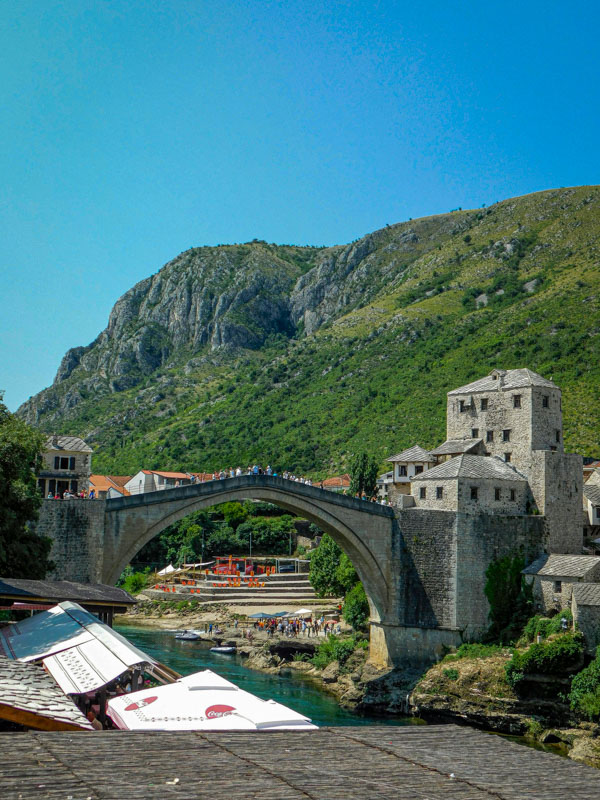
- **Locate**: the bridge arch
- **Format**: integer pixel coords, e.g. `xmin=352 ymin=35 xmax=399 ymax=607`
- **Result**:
xmin=104 ymin=476 xmax=395 ymax=628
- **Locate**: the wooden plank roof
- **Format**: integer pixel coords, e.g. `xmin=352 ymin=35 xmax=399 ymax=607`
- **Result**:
xmin=2 ymin=725 xmax=600 ymax=799
xmin=0 ymin=578 xmax=136 ymax=607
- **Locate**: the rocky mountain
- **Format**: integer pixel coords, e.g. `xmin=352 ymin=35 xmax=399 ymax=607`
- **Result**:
xmin=17 ymin=186 xmax=600 ymax=475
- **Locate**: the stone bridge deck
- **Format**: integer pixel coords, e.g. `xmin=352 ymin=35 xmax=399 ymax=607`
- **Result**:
xmin=106 ymin=473 xmax=395 ymax=518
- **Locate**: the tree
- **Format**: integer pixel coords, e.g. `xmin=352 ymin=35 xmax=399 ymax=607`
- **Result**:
xmin=343 ymin=582 xmax=369 ymax=630
xmin=309 ymin=533 xmax=344 ymax=596
xmin=484 ymin=554 xmax=532 ymax=642
xmin=349 ymin=452 xmax=379 ymax=498
xmin=0 ymin=396 xmax=53 ymax=578
xmin=335 ymin=552 xmax=358 ymax=593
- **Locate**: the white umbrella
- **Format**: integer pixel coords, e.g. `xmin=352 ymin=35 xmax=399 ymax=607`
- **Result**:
xmin=285 ymin=608 xmax=313 ymax=617
xmin=106 ymin=669 xmax=317 ymax=732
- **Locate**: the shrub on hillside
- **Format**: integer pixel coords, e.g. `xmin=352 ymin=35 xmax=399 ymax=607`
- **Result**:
xmin=311 ymin=634 xmax=367 ymax=670
xmin=521 ymin=609 xmax=573 ymax=644
xmin=570 ymin=645 xmax=600 ymax=720
xmin=505 ymin=632 xmax=584 ymax=688
xmin=442 ymin=643 xmax=508 ymax=662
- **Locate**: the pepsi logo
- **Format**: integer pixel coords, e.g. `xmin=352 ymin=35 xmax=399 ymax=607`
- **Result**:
xmin=124 ymin=696 xmax=158 ymax=712
xmin=205 ymin=704 xmax=235 ymax=719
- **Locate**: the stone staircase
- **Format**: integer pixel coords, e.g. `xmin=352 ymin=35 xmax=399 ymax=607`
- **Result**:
xmin=147 ymin=571 xmax=338 ymax=608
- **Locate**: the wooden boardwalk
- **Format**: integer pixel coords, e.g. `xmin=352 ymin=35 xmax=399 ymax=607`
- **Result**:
xmin=2 ymin=725 xmax=600 ymax=799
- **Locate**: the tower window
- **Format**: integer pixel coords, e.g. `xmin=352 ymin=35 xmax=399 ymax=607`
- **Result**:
xmin=436 ymin=486 xmax=444 ymax=499
xmin=513 ymin=394 xmax=521 ymax=408
xmin=480 ymin=398 xmax=488 ymax=411
xmin=504 ymin=453 xmax=511 ymax=462
xmin=542 ymin=395 xmax=549 ymax=408
xmin=494 ymin=487 xmax=501 ymax=501
xmin=502 ymin=429 xmax=511 ymax=442
xmin=399 ymin=465 xmax=407 ymax=477
xmin=459 ymin=400 xmax=466 ymax=412
xmin=486 ymin=430 xmax=494 ymax=442
xmin=470 ymin=486 xmax=478 ymax=500
xmin=510 ymin=489 xmax=516 ymax=501
xmin=419 ymin=487 xmax=426 ymax=499
xmin=472 ymin=428 xmax=479 ymax=438
xmin=556 ymin=430 xmax=560 ymax=442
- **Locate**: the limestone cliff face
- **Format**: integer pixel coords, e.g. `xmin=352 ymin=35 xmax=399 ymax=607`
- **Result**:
xmin=18 ymin=229 xmax=403 ymax=424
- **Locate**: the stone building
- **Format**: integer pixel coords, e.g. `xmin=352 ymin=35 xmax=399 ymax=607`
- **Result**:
xmin=571 ymin=583 xmax=600 ymax=653
xmin=37 ymin=435 xmax=92 ymax=498
xmin=387 ymin=368 xmax=583 ymax=554
xmin=584 ymin=468 xmax=600 ymax=535
xmin=411 ymin=454 xmax=529 ymax=514
xmin=386 ymin=445 xmax=435 ymax=495
xmin=522 ymin=553 xmax=600 ymax=612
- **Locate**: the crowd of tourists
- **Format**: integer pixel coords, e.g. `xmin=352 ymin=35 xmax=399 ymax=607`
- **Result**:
xmin=251 ymin=615 xmax=341 ymax=638
xmin=205 ymin=465 xmax=313 ymax=484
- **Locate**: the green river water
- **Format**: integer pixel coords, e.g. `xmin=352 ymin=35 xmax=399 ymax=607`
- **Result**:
xmin=116 ymin=624 xmax=418 ymax=727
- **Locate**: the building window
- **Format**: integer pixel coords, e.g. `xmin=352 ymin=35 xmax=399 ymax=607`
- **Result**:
xmin=504 ymin=452 xmax=511 ymax=462
xmin=472 ymin=428 xmax=479 ymax=438
xmin=415 ymin=465 xmax=423 ymax=475
xmin=486 ymin=430 xmax=494 ymax=442
xmin=54 ymin=456 xmax=75 ymax=470
xmin=513 ymin=394 xmax=521 ymax=408
xmin=554 ymin=580 xmax=562 ymax=594
xmin=459 ymin=400 xmax=466 ymax=412
xmin=556 ymin=430 xmax=560 ymax=442
xmin=419 ymin=487 xmax=426 ymax=499
xmin=494 ymin=487 xmax=501 ymax=501
xmin=436 ymin=486 xmax=444 ymax=499
xmin=502 ymin=429 xmax=511 ymax=442
xmin=470 ymin=486 xmax=478 ymax=500
xmin=542 ymin=395 xmax=549 ymax=408
xmin=596 ymin=507 xmax=600 ymax=519
xmin=480 ymin=398 xmax=488 ymax=411
xmin=550 ymin=446 xmax=557 ymax=452
xmin=510 ymin=489 xmax=516 ymax=501
xmin=399 ymin=465 xmax=407 ymax=477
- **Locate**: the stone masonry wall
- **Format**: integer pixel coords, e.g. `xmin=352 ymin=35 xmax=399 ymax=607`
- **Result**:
xmin=454 ymin=513 xmax=547 ymax=638
xmin=35 ymin=500 xmax=106 ymax=582
xmin=526 ymin=450 xmax=583 ymax=553
xmin=394 ymin=509 xmax=458 ymax=629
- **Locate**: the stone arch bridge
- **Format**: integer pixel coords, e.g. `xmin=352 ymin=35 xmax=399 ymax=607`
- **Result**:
xmin=37 ymin=475 xmax=547 ymax=667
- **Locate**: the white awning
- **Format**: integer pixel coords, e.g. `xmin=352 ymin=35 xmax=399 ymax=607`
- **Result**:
xmin=107 ymin=669 xmax=317 ymax=732
xmin=43 ymin=638 xmax=142 ymax=694
xmin=157 ymin=564 xmax=176 ymax=575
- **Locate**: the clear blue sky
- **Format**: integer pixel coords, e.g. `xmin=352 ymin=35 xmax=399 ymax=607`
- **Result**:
xmin=1 ymin=0 xmax=599 ymax=410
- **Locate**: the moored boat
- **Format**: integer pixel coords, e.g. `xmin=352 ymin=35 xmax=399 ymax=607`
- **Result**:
xmin=174 ymin=630 xmax=200 ymax=641
xmin=209 ymin=645 xmax=236 ymax=654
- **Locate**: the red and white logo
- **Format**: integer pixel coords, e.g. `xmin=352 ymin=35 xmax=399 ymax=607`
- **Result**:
xmin=124 ymin=696 xmax=158 ymax=712
xmin=205 ymin=704 xmax=235 ymax=719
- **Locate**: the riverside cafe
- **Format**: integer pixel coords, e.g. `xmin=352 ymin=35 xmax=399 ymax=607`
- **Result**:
xmin=0 ymin=601 xmax=316 ymax=732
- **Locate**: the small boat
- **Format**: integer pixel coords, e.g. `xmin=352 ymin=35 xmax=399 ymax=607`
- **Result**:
xmin=175 ymin=630 xmax=200 ymax=641
xmin=210 ymin=645 xmax=236 ymax=654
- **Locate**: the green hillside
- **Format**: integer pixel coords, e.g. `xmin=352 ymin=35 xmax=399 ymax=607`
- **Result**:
xmin=18 ymin=186 xmax=600 ymax=476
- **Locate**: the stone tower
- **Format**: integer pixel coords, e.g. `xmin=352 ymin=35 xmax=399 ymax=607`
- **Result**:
xmin=446 ymin=369 xmax=582 ymax=553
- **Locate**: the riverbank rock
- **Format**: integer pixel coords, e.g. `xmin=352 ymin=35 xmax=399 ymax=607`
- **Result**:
xmin=321 ymin=660 xmax=340 ymax=683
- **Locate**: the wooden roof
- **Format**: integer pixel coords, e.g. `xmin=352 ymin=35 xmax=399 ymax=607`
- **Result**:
xmin=2 ymin=725 xmax=600 ymax=798
xmin=0 ymin=579 xmax=136 ymax=608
